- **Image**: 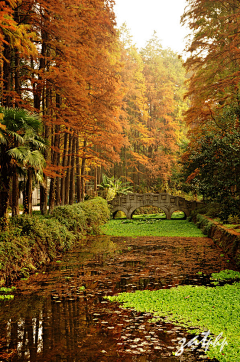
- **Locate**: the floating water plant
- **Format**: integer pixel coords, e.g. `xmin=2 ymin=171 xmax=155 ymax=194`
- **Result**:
xmin=0 ymin=286 xmax=16 ymax=301
xmin=106 ymin=273 xmax=240 ymax=362
xmin=0 ymin=294 xmax=14 ymax=300
xmin=0 ymin=287 xmax=16 ymax=293
xmin=101 ymin=218 xmax=204 ymax=237
xmin=211 ymin=269 xmax=240 ymax=281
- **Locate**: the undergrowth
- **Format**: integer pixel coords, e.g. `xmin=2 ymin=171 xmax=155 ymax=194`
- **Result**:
xmin=0 ymin=197 xmax=110 ymax=285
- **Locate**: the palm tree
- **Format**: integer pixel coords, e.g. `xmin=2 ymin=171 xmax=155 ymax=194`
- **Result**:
xmin=0 ymin=107 xmax=46 ymax=219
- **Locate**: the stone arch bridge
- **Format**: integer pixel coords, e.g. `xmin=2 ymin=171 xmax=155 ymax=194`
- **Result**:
xmin=109 ymin=193 xmax=203 ymax=219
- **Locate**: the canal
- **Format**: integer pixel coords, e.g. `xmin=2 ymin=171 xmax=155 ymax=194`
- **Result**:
xmin=0 ymin=234 xmax=235 ymax=361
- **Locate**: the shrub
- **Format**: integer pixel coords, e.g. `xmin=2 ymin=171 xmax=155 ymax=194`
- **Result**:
xmin=205 ymin=203 xmax=222 ymax=218
xmin=227 ymin=214 xmax=240 ymax=224
xmin=0 ymin=197 xmax=110 ymax=285
xmin=51 ymin=204 xmax=87 ymax=233
xmin=80 ymin=197 xmax=110 ymax=233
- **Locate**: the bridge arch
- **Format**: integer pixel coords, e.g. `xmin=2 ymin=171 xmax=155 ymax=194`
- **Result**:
xmin=129 ymin=205 xmax=168 ymax=219
xmin=112 ymin=206 xmax=129 ymax=219
xmin=109 ymin=193 xmax=203 ymax=220
xmin=170 ymin=208 xmax=188 ymax=220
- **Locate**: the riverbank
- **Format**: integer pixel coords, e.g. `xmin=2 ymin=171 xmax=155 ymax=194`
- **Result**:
xmin=192 ymin=214 xmax=240 ymax=267
xmin=0 ymin=197 xmax=110 ymax=286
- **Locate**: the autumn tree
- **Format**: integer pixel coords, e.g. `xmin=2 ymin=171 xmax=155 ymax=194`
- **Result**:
xmin=181 ymin=0 xmax=240 ymax=126
xmin=0 ymin=0 xmax=124 ymax=213
xmin=180 ymin=0 xmax=240 ymax=214
xmin=110 ymin=28 xmax=187 ymax=193
xmin=112 ymin=24 xmax=150 ymax=187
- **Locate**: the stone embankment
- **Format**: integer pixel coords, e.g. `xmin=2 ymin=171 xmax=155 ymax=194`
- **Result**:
xmin=193 ymin=214 xmax=240 ymax=267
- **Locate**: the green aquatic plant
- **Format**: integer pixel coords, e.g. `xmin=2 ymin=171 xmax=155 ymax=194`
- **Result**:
xmin=0 ymin=286 xmax=16 ymax=301
xmin=101 ymin=218 xmax=204 ymax=237
xmin=106 ymin=274 xmax=240 ymax=362
xmin=79 ymin=286 xmax=85 ymax=291
xmin=0 ymin=294 xmax=14 ymax=300
xmin=0 ymin=286 xmax=16 ymax=293
xmin=211 ymin=269 xmax=240 ymax=281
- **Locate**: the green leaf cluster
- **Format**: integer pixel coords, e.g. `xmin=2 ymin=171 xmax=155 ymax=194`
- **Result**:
xmin=98 ymin=174 xmax=133 ymax=201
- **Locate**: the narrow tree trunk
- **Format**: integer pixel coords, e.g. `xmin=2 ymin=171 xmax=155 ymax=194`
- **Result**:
xmin=0 ymin=146 xmax=12 ymax=220
xmin=40 ymin=85 xmax=50 ymax=214
xmin=61 ymin=131 xmax=68 ymax=205
xmin=48 ymin=178 xmax=55 ymax=213
xmin=2 ymin=37 xmax=12 ymax=107
xmin=94 ymin=167 xmax=97 ymax=195
xmin=49 ymin=123 xmax=61 ymax=213
xmin=76 ymin=137 xmax=81 ymax=203
xmin=56 ymin=151 xmax=61 ymax=206
xmin=65 ymin=133 xmax=72 ymax=205
xmin=38 ymin=36 xmax=49 ymax=215
xmin=80 ymin=158 xmax=86 ymax=202
xmin=12 ymin=167 xmax=19 ymax=216
xmin=24 ymin=168 xmax=33 ymax=215
xmin=80 ymin=140 xmax=87 ymax=201
xmin=69 ymin=135 xmax=76 ymax=205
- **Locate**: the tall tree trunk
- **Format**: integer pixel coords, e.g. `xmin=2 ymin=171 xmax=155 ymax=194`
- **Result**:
xmin=40 ymin=85 xmax=50 ymax=215
xmin=49 ymin=123 xmax=60 ymax=213
xmin=39 ymin=35 xmax=49 ymax=215
xmin=61 ymin=131 xmax=68 ymax=205
xmin=2 ymin=36 xmax=12 ymax=107
xmin=12 ymin=167 xmax=19 ymax=217
xmin=14 ymin=6 xmax=21 ymax=106
xmin=69 ymin=135 xmax=76 ymax=205
xmin=65 ymin=133 xmax=72 ymax=205
xmin=80 ymin=140 xmax=87 ymax=201
xmin=56 ymin=150 xmax=61 ymax=206
xmin=76 ymin=137 xmax=81 ymax=203
xmin=0 ymin=146 xmax=12 ymax=220
xmin=94 ymin=167 xmax=97 ymax=194
xmin=24 ymin=168 xmax=33 ymax=215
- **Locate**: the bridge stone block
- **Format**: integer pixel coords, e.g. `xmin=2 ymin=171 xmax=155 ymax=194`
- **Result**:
xmin=109 ymin=193 xmax=202 ymax=220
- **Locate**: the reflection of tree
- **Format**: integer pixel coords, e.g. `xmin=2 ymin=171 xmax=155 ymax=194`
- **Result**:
xmin=42 ymin=302 xmax=50 ymax=359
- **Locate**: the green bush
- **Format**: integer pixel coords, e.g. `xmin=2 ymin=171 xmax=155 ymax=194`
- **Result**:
xmin=51 ymin=204 xmax=87 ymax=233
xmin=191 ymin=202 xmax=222 ymax=219
xmin=80 ymin=197 xmax=110 ymax=233
xmin=0 ymin=197 xmax=110 ymax=285
xmin=205 ymin=203 xmax=222 ymax=218
xmin=228 ymin=214 xmax=240 ymax=224
xmin=196 ymin=214 xmax=213 ymax=236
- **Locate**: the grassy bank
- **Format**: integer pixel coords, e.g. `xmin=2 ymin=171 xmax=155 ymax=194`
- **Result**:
xmin=0 ymin=197 xmax=110 ymax=285
xmin=106 ymin=270 xmax=240 ymax=362
xmin=101 ymin=214 xmax=204 ymax=237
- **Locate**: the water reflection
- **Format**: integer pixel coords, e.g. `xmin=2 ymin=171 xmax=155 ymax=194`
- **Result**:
xmin=0 ymin=235 xmax=236 ymax=361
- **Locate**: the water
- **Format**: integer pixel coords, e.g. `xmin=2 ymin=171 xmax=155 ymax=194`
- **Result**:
xmin=0 ymin=235 xmax=235 ymax=361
